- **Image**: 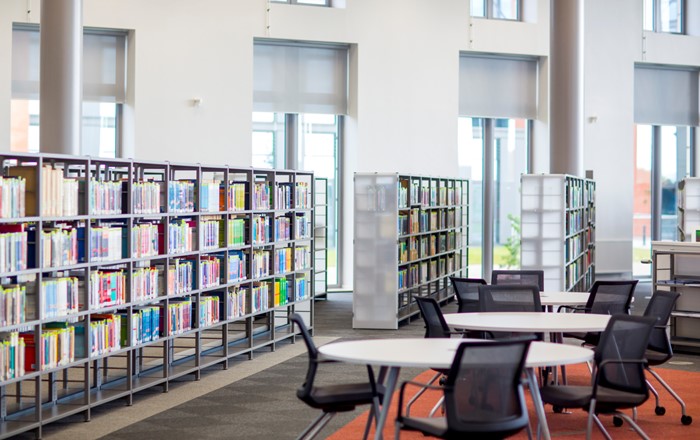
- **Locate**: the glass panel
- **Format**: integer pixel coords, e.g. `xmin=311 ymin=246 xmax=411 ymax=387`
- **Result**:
xmin=297 ymin=114 xmax=340 ymax=285
xmin=10 ymin=99 xmax=117 ymax=157
xmin=660 ymin=125 xmax=691 ymax=240
xmin=470 ymin=0 xmax=486 ymax=17
xmin=643 ymin=0 xmax=655 ymax=30
xmin=297 ymin=0 xmax=329 ymax=5
xmin=659 ymin=0 xmax=683 ymax=33
xmin=492 ymin=0 xmax=519 ymax=20
xmin=458 ymin=117 xmax=484 ymax=277
xmin=252 ymin=112 xmax=286 ymax=169
xmin=493 ymin=118 xmax=528 ymax=269
xmin=634 ymin=125 xmax=652 ymax=277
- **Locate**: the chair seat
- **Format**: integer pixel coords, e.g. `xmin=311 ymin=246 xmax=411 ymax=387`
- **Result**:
xmin=645 ymin=348 xmax=672 ymax=366
xmin=401 ymin=412 xmax=527 ymax=440
xmin=299 ymin=382 xmax=377 ymax=411
xmin=540 ymin=385 xmax=648 ymax=412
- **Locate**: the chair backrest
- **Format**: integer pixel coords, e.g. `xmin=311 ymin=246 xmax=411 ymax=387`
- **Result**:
xmin=643 ymin=290 xmax=680 ymax=356
xmin=586 ymin=280 xmax=638 ymax=315
xmin=444 ymin=339 xmax=532 ymax=434
xmin=414 ymin=296 xmax=451 ymax=338
xmin=594 ymin=315 xmax=657 ymax=395
xmin=450 ymin=277 xmax=487 ymax=313
xmin=478 ymin=284 xmax=542 ymax=312
xmin=491 ymin=270 xmax=545 ymax=291
xmin=290 ymin=313 xmax=318 ymax=402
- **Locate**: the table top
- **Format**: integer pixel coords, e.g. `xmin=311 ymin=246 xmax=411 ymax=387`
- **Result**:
xmin=443 ymin=312 xmax=611 ymax=333
xmin=318 ymin=338 xmax=593 ymax=369
xmin=539 ymin=291 xmax=589 ymax=306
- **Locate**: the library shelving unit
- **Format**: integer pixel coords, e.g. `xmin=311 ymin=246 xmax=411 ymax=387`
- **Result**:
xmin=313 ymin=178 xmax=328 ymax=300
xmin=651 ymin=241 xmax=700 ymax=352
xmin=353 ymin=173 xmax=469 ymax=329
xmin=677 ymin=178 xmax=700 ymax=242
xmin=520 ymin=174 xmax=596 ymax=292
xmin=0 ymin=152 xmax=314 ymax=438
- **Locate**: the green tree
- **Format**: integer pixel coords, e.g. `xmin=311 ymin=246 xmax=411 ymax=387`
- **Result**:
xmin=502 ymin=214 xmax=521 ymax=268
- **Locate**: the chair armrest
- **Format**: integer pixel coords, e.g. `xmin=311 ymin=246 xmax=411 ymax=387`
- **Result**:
xmin=396 ymin=379 xmax=446 ymax=419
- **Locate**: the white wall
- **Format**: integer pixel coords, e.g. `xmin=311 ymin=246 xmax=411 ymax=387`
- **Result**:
xmin=6 ymin=1 xmax=697 ymax=285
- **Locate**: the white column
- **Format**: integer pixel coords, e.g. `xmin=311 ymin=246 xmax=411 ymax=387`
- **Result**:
xmin=40 ymin=0 xmax=82 ymax=155
xmin=549 ymin=0 xmax=584 ymax=176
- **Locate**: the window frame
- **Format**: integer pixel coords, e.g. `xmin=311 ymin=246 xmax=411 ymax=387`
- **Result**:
xmin=646 ymin=0 xmax=685 ymax=34
xmin=471 ymin=0 xmax=522 ymax=21
xmin=270 ymin=0 xmax=331 ymax=7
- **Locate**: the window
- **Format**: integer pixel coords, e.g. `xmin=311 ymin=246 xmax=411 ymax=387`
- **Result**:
xmin=470 ymin=0 xmax=521 ymax=20
xmin=10 ymin=25 xmax=127 ymax=157
xmin=253 ymin=39 xmax=348 ymax=287
xmin=644 ymin=0 xmax=684 ymax=33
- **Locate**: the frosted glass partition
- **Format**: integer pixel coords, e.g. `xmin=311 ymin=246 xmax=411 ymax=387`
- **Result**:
xmin=678 ymin=178 xmax=700 ymax=242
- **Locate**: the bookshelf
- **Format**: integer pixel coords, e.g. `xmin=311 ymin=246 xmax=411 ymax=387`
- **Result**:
xmin=652 ymin=241 xmax=700 ymax=351
xmin=520 ymin=174 xmax=596 ymax=292
xmin=0 ymin=152 xmax=314 ymax=438
xmin=677 ymin=178 xmax=700 ymax=242
xmin=353 ymin=173 xmax=469 ymax=329
xmin=313 ymin=178 xmax=328 ymax=301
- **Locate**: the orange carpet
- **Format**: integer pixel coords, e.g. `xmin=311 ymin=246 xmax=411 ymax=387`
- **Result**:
xmin=328 ymin=363 xmax=700 ymax=439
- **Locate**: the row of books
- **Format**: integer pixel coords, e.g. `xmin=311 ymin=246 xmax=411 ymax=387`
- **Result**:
xmin=165 ymin=299 xmax=192 ymax=335
xmin=228 ymin=218 xmax=246 ymax=246
xmin=0 ymin=332 xmax=25 ymax=381
xmin=295 ymin=214 xmax=311 ymax=239
xmin=122 ymin=306 xmax=160 ymax=345
xmin=0 ymin=229 xmax=27 ymax=273
xmin=295 ymin=246 xmax=311 ymax=271
xmin=9 ymin=166 xmax=79 ymax=217
xmin=274 ymin=216 xmax=292 ymax=241
xmin=39 ymin=227 xmax=78 ymax=267
xmin=167 ymin=259 xmax=194 ymax=295
xmin=275 ymin=183 xmax=294 ymax=210
xmin=274 ymin=248 xmax=293 ymax=274
xmin=565 ymin=233 xmax=586 ymax=263
xmin=89 ymin=270 xmax=126 ymax=309
xmin=199 ymin=296 xmax=220 ymax=327
xmin=200 ymin=180 xmax=221 ymax=212
xmin=227 ymin=287 xmax=247 ymax=319
xmin=132 ymin=181 xmax=161 ymax=214
xmin=565 ymin=178 xmax=587 ymax=209
xmin=273 ymin=278 xmax=290 ymax=306
xmin=251 ymin=250 xmax=270 ymax=279
xmin=168 ymin=181 xmax=196 ymax=213
xmin=228 ymin=183 xmax=247 ymax=211
xmin=200 ymin=218 xmax=222 ymax=250
xmin=228 ymin=251 xmax=247 ymax=282
xmin=25 ymin=325 xmax=75 ymax=371
xmin=131 ymin=223 xmax=159 ymax=258
xmin=252 ymin=182 xmax=270 ymax=210
xmin=90 ymin=180 xmax=122 ymax=215
xmin=398 ymin=255 xmax=457 ymax=290
xmin=295 ymin=182 xmax=311 ymax=209
xmin=40 ymin=277 xmax=80 ymax=319
xmin=89 ymin=314 xmax=121 ymax=356
xmin=251 ymin=283 xmax=269 ymax=313
xmin=398 ymin=182 xmax=409 ymax=208
xmin=167 ymin=220 xmax=195 ymax=254
xmin=0 ymin=176 xmax=25 ymax=218
xmin=90 ymin=226 xmax=125 ymax=262
xmin=1 ymin=284 xmax=26 ymax=327
xmin=252 ymin=215 xmax=271 ymax=244
xmin=133 ymin=267 xmax=159 ymax=301
xmin=295 ymin=276 xmax=309 ymax=302
xmin=200 ymin=256 xmax=221 ymax=289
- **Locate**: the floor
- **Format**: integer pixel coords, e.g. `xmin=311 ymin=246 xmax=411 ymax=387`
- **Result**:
xmin=25 ymin=282 xmax=700 ymax=439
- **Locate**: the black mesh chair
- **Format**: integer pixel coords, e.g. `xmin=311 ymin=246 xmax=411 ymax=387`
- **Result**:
xmin=539 ymin=315 xmax=657 ymax=439
xmin=559 ymin=280 xmax=638 ymax=344
xmin=491 ymin=269 xmax=545 ymax=291
xmin=407 ymin=297 xmax=462 ymax=416
xmin=478 ymin=284 xmax=543 ymax=341
xmin=290 ymin=314 xmax=381 ymax=440
xmin=449 ymin=277 xmax=487 ymax=313
xmin=641 ymin=290 xmax=692 ymax=425
xmin=395 ymin=339 xmax=533 ymax=439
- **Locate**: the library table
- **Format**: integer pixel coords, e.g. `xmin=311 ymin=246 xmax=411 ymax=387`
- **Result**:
xmin=443 ymin=311 xmax=610 ymax=334
xmin=538 ymin=291 xmax=590 ymax=309
xmin=318 ymin=338 xmax=593 ymax=440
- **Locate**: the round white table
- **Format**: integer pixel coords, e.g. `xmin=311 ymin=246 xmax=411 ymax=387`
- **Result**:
xmin=539 ymin=291 xmax=590 ymax=308
xmin=319 ymin=338 xmax=593 ymax=440
xmin=443 ymin=311 xmax=611 ymax=333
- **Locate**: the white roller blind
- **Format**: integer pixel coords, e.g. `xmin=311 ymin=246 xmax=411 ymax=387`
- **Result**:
xmin=11 ymin=26 xmax=127 ymax=102
xmin=459 ymin=54 xmax=538 ymax=119
xmin=634 ymin=65 xmax=699 ymax=126
xmin=253 ymin=41 xmax=348 ymax=114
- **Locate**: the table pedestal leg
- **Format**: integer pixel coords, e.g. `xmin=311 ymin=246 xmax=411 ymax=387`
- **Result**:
xmin=374 ymin=367 xmax=400 ymax=440
xmin=526 ymin=367 xmax=551 ymax=440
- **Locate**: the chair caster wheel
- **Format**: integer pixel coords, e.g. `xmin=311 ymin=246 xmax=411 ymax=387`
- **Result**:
xmin=613 ymin=417 xmax=623 ymax=427
xmin=553 ymin=406 xmax=563 ymax=414
xmin=655 ymin=406 xmax=666 ymax=416
xmin=681 ymin=415 xmax=692 ymax=425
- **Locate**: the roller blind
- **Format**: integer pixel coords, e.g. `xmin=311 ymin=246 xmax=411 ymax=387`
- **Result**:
xmin=11 ymin=25 xmax=127 ymax=102
xmin=253 ymin=40 xmax=348 ymax=114
xmin=458 ymin=54 xmax=538 ymax=119
xmin=634 ymin=65 xmax=699 ymax=126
